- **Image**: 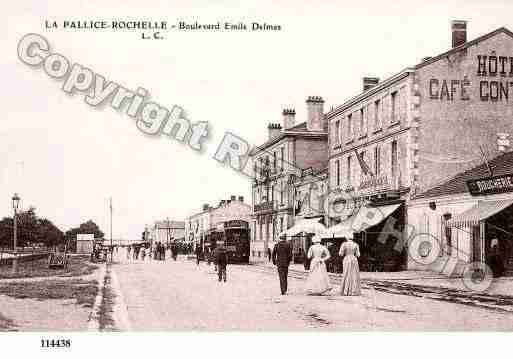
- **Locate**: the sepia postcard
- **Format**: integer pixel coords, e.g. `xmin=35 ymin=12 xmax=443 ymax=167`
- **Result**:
xmin=1 ymin=0 xmax=513 ymax=357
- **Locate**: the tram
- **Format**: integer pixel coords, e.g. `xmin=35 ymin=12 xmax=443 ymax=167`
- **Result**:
xmin=208 ymin=220 xmax=250 ymax=263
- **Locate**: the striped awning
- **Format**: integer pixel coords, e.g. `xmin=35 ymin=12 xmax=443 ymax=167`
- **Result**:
xmin=447 ymin=199 xmax=513 ymax=228
xmin=279 ymin=217 xmax=326 ymax=237
xmin=323 ymin=203 xmax=401 ymax=238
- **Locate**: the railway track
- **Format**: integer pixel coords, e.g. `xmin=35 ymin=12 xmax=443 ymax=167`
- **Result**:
xmin=240 ymin=264 xmax=513 ymax=313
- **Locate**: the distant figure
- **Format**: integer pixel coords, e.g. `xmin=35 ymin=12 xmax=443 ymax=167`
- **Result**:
xmin=214 ymin=244 xmax=228 ymax=282
xmin=487 ymin=238 xmax=504 ymax=278
xmin=171 ymin=243 xmax=178 ymax=261
xmin=140 ymin=247 xmax=146 ymax=261
xmin=339 ymin=236 xmax=361 ymax=296
xmin=272 ymin=236 xmax=293 ymax=295
xmin=195 ymin=245 xmax=203 ymax=266
xmin=161 ymin=243 xmax=166 ymax=260
xmin=267 ymin=247 xmax=272 ymax=262
xmin=305 ymin=235 xmax=332 ymax=295
xmin=126 ymin=246 xmax=132 ymax=261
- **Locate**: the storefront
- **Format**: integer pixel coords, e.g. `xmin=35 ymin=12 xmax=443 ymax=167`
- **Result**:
xmin=278 ymin=217 xmax=325 ymax=264
xmin=408 ymin=152 xmax=513 ymax=277
xmin=324 ymin=199 xmax=406 ymax=271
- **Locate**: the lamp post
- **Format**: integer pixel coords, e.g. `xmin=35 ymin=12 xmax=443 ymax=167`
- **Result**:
xmin=12 ymin=193 xmax=20 ymax=274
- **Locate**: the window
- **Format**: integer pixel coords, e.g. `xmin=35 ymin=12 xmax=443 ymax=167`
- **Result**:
xmin=273 ymin=151 xmax=277 ymax=170
xmin=271 ymin=185 xmax=275 ymax=203
xmin=336 ymin=160 xmax=340 ymax=186
xmin=359 ymin=108 xmax=365 ymax=136
xmin=280 ymin=147 xmax=284 ymax=171
xmin=445 ymin=224 xmax=452 ymax=256
xmin=272 ymin=218 xmax=275 ymax=241
xmin=374 ymin=145 xmax=381 ymax=175
xmin=391 ymin=140 xmax=398 ymax=178
xmin=347 ymin=155 xmax=352 ymax=184
xmin=280 ymin=217 xmax=284 ymax=233
xmin=391 ymin=91 xmax=398 ymax=123
xmin=334 ymin=120 xmax=340 ymax=144
xmin=374 ymin=99 xmax=380 ymax=129
xmin=259 ymin=222 xmax=263 ymax=241
xmin=347 ymin=114 xmax=353 ymax=139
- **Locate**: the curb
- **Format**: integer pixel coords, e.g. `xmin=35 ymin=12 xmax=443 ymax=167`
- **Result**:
xmin=87 ymin=262 xmax=107 ymax=331
xmin=109 ymin=266 xmax=132 ymax=331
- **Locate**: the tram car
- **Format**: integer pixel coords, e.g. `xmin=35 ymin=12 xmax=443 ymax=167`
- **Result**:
xmin=208 ymin=220 xmax=250 ymax=263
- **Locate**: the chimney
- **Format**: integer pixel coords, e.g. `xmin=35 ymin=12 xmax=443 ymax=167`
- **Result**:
xmin=451 ymin=20 xmax=467 ymax=48
xmin=238 ymin=196 xmax=244 ymax=202
xmin=268 ymin=123 xmax=282 ymax=139
xmin=306 ymin=96 xmax=325 ymax=131
xmin=363 ymin=77 xmax=379 ymax=92
xmin=282 ymin=108 xmax=296 ymax=129
xmin=202 ymin=203 xmax=209 ymax=211
xmin=498 ymin=133 xmax=510 ymax=152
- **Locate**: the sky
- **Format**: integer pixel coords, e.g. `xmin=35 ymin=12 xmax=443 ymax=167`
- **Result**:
xmin=1 ymin=0 xmax=513 ymax=240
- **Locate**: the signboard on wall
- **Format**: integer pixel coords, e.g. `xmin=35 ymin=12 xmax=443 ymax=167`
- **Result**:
xmin=467 ymin=173 xmax=513 ymax=196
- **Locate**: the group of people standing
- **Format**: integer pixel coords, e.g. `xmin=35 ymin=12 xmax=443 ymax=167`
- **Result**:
xmin=272 ymin=234 xmax=361 ymax=296
xmin=123 ymin=242 xmax=179 ymax=262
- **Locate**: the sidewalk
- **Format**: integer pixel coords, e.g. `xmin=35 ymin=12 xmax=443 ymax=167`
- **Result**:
xmin=252 ymin=260 xmax=513 ymax=296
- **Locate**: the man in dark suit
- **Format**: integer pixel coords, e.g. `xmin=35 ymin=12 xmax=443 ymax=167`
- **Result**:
xmin=272 ymin=237 xmax=293 ymax=295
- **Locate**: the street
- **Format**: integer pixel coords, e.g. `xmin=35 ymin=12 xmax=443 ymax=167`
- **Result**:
xmin=111 ymin=255 xmax=513 ymax=331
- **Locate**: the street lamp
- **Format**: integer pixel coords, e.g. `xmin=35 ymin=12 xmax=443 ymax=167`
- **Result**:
xmin=12 ymin=193 xmax=20 ymax=274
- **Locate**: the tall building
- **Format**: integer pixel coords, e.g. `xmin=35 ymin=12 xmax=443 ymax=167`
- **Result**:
xmin=249 ymin=97 xmax=329 ymax=261
xmin=325 ymin=21 xmax=513 ymax=271
xmin=150 ymin=220 xmax=185 ymax=247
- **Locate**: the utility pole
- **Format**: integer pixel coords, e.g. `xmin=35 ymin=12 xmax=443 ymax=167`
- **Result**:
xmin=110 ymin=197 xmax=113 ymax=263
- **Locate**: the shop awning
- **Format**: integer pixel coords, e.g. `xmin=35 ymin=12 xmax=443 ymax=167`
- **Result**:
xmin=323 ymin=203 xmax=401 ymax=238
xmin=279 ymin=217 xmax=327 ymax=237
xmin=447 ymin=199 xmax=513 ymax=228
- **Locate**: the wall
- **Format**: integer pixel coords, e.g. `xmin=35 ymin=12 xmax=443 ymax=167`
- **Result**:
xmin=416 ymin=31 xmax=513 ymax=192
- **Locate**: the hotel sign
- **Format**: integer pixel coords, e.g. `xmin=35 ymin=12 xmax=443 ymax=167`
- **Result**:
xmin=467 ymin=174 xmax=513 ymax=196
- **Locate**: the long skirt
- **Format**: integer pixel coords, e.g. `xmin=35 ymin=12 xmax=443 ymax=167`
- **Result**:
xmin=340 ymin=255 xmax=361 ymax=296
xmin=305 ymin=259 xmax=331 ymax=295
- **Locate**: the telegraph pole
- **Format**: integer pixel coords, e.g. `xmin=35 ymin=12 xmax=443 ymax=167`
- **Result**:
xmin=110 ymin=197 xmax=113 ymax=263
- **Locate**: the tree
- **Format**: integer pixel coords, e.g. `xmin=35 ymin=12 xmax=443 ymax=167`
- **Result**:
xmin=0 ymin=207 xmax=64 ymax=249
xmin=65 ymin=220 xmax=104 ymax=252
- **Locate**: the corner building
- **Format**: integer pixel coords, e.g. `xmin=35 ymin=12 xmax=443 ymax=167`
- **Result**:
xmin=326 ymin=22 xmax=513 ymax=271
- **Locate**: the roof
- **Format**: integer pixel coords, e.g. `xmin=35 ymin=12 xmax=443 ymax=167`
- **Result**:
xmin=155 ymin=220 xmax=185 ymax=229
xmin=415 ymin=151 xmax=513 ymax=199
xmin=326 ymin=26 xmax=513 ymax=120
xmin=250 ymin=121 xmax=327 ymax=156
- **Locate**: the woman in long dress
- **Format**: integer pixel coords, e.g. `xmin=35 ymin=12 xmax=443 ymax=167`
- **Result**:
xmin=339 ymin=237 xmax=361 ymax=296
xmin=305 ymin=235 xmax=332 ymax=295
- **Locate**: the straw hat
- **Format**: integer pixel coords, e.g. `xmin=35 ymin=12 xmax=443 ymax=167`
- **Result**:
xmin=312 ymin=235 xmax=322 ymax=243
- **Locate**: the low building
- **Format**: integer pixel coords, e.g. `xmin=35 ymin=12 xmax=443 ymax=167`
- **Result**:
xmin=185 ymin=196 xmax=251 ymax=252
xmin=150 ymin=220 xmax=185 ymax=247
xmin=409 ymin=150 xmax=513 ymax=277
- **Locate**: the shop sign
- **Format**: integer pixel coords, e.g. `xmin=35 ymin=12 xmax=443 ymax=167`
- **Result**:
xmin=358 ymin=175 xmax=389 ymax=191
xmin=467 ymin=173 xmax=513 ymax=196
xmin=225 ymin=220 xmax=249 ymax=229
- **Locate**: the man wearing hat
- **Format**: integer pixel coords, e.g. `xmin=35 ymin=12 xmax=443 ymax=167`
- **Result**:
xmin=272 ymin=235 xmax=293 ymax=295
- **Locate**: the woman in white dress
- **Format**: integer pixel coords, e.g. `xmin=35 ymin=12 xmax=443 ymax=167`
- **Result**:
xmin=339 ymin=236 xmax=361 ymax=296
xmin=305 ymin=235 xmax=332 ymax=295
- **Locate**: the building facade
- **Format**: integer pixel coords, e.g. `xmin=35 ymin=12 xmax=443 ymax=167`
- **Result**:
xmin=325 ymin=21 xmax=513 ymax=271
xmin=185 ymin=196 xmax=251 ymax=251
xmin=250 ymin=97 xmax=329 ymax=261
xmin=150 ymin=220 xmax=185 ymax=247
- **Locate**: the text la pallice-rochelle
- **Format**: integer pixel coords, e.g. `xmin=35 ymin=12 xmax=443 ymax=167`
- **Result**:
xmin=45 ymin=20 xmax=168 ymax=30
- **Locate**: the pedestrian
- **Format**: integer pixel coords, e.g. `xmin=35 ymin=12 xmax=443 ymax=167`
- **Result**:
xmin=304 ymin=235 xmax=332 ymax=295
xmin=161 ymin=243 xmax=166 ymax=260
xmin=172 ymin=243 xmax=178 ymax=261
xmin=267 ymin=247 xmax=272 ymax=262
xmin=126 ymin=245 xmax=132 ymax=261
xmin=487 ymin=238 xmax=504 ymax=278
xmin=272 ymin=236 xmax=293 ymax=295
xmin=195 ymin=245 xmax=203 ymax=266
xmin=214 ymin=242 xmax=228 ymax=282
xmin=339 ymin=236 xmax=361 ymax=296
xmin=140 ymin=246 xmax=146 ymax=261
